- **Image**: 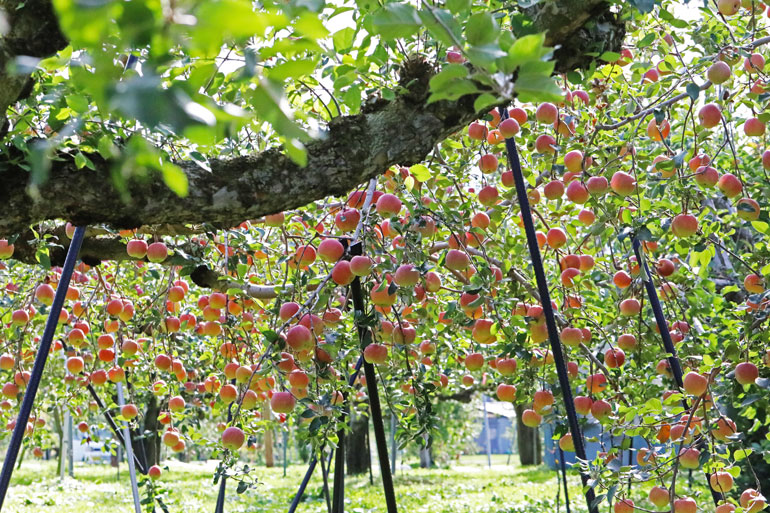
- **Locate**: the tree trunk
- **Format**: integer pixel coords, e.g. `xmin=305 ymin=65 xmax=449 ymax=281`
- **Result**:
xmin=515 ymin=404 xmax=542 ymax=466
xmin=419 ymin=435 xmax=432 ymax=468
xmin=346 ymin=411 xmax=369 ymax=475
xmin=133 ymin=394 xmax=161 ymax=469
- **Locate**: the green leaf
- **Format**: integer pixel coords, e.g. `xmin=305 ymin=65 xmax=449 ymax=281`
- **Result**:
xmin=65 ymin=94 xmax=89 ymax=113
xmin=465 ymin=43 xmax=506 ymax=68
xmin=192 ymin=2 xmax=287 ymax=54
xmin=474 ymin=93 xmax=498 ymax=112
xmin=418 ymin=8 xmax=462 ymax=47
xmin=637 ymin=32 xmax=656 ymax=48
xmin=507 ymin=33 xmax=547 ymax=69
xmin=410 ymin=164 xmax=431 ymax=182
xmin=465 ymin=12 xmax=498 ymax=46
xmin=332 ymin=27 xmax=356 ymax=51
xmin=267 ymin=58 xmax=318 ymax=81
xmin=161 ymin=162 xmax=189 ymax=197
xmin=427 ymin=78 xmax=478 ymax=103
xmin=514 ymin=73 xmax=563 ymax=103
xmin=370 ymin=3 xmax=420 ymax=41
xmin=686 ymin=82 xmax=700 ymax=101
xmin=734 ymin=448 xmax=752 ymax=461
xmin=600 ymin=51 xmax=621 ymax=63
xmin=446 ymin=0 xmax=470 ymax=14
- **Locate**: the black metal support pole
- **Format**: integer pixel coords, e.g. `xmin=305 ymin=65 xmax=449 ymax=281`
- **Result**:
xmin=499 ymin=108 xmax=598 ymax=513
xmin=349 ymin=241 xmax=397 ymax=513
xmin=0 ymin=226 xmax=86 ymax=510
xmin=631 ymin=237 xmax=722 ymax=505
xmin=331 ymin=409 xmax=346 ymax=513
xmin=288 ymin=357 xmax=364 ymax=513
xmin=215 ymin=379 xmax=237 ymax=513
xmin=558 ymin=447 xmax=571 ymax=513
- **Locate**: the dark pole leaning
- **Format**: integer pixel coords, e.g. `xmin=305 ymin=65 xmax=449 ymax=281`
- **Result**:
xmin=498 ymin=108 xmax=598 ymax=513
xmin=558 ymin=447 xmax=571 ymax=513
xmin=631 ymin=237 xmax=722 ymax=505
xmin=288 ymin=357 xmax=364 ymax=513
xmin=349 ymin=242 xmax=398 ymax=513
xmin=0 ymin=226 xmax=86 ymax=510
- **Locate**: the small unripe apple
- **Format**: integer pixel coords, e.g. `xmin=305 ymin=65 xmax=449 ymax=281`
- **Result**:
xmin=546 ymin=228 xmax=567 ymax=249
xmin=221 ymin=426 xmax=245 ymax=451
xmin=496 ymin=383 xmax=516 ymax=402
xmin=610 ymin=171 xmax=636 ymax=196
xmin=737 ymin=198 xmax=761 ymax=221
xmin=498 ymin=118 xmax=520 ymax=138
xmin=534 ymin=134 xmax=556 ymax=154
xmin=674 ymin=497 xmax=697 ymax=513
xmin=744 ymin=273 xmax=764 ymax=293
xmin=364 ymin=343 xmax=388 ymax=364
xmin=718 ymin=0 xmax=740 ymax=15
xmin=648 ymin=486 xmax=669 ymax=508
xmin=707 ymin=60 xmax=732 ymax=83
xmin=710 ymin=471 xmax=734 ymax=492
xmin=543 ymin=180 xmax=564 ymax=200
xmin=0 ymin=240 xmax=14 ymax=260
xmin=619 ymin=298 xmax=641 ymax=316
xmin=317 ymin=239 xmax=344 ymax=263
xmin=744 ymin=117 xmax=766 ymax=137
xmin=468 ymin=122 xmax=487 ymax=141
xmin=740 ymin=488 xmax=766 ymax=513
xmin=698 ymin=103 xmax=722 ymax=128
xmin=614 ymin=499 xmax=634 ymax=513
xmin=586 ymin=176 xmax=608 ymax=196
xmin=735 ymin=361 xmax=759 ymax=385
xmin=521 ymin=409 xmax=541 ymax=427
xmin=535 ymin=103 xmax=558 ymax=124
xmin=563 ymin=150 xmax=584 ymax=172
xmin=683 ymin=371 xmax=708 ymax=396
xmin=445 ymin=249 xmax=470 ymax=271
xmin=126 ymin=239 xmax=148 ymax=259
xmin=566 ymin=181 xmax=589 ymax=204
xmin=744 ymin=53 xmax=766 ymax=72
xmin=271 ymin=391 xmax=296 ymax=413
xmin=671 ymin=214 xmax=698 ymax=237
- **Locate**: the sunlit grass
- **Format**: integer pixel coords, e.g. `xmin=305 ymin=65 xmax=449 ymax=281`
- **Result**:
xmin=4 ymin=453 xmax=710 ymax=512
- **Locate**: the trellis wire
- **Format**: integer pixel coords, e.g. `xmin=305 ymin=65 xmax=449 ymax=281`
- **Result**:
xmin=499 ymin=108 xmax=599 ymax=513
xmin=0 ymin=226 xmax=86 ymax=510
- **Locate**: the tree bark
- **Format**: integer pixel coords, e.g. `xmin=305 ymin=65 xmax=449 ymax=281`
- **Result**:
xmin=0 ymin=1 xmax=623 ymax=238
xmin=346 ymin=411 xmax=370 ymax=475
xmin=515 ymin=404 xmax=541 ymax=466
xmin=134 ymin=394 xmax=161 ymax=469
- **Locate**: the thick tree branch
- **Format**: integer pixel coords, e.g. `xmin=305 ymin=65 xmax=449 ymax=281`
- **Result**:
xmin=0 ymin=0 xmax=67 ymax=131
xmin=0 ymin=1 xmax=623 ymax=239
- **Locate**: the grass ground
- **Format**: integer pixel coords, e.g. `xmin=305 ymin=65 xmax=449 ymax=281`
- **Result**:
xmin=3 ymin=454 xmax=709 ymax=513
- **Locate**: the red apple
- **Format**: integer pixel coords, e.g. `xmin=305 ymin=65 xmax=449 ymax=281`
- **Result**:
xmin=671 ymin=214 xmax=698 ymax=237
xmin=221 ymin=426 xmax=245 ymax=451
